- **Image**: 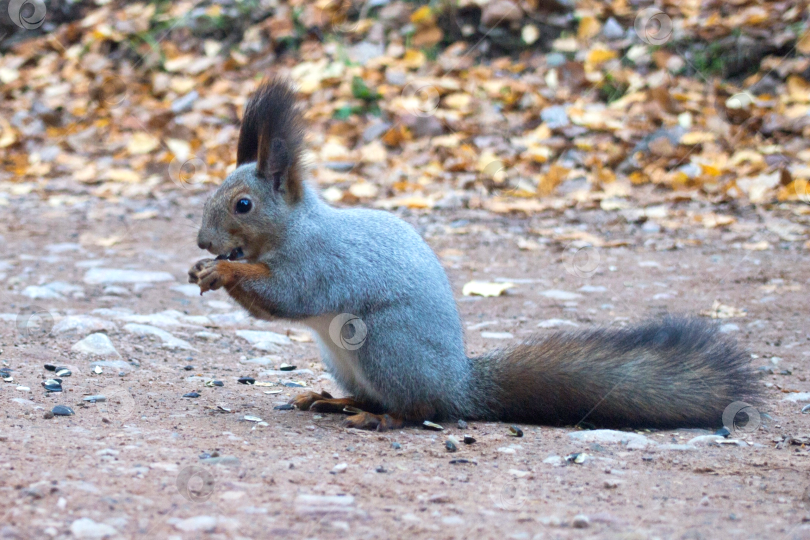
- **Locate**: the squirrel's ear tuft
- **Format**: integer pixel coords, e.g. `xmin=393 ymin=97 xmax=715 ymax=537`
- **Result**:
xmin=260 ymin=137 xmax=290 ymax=193
xmin=236 ymin=79 xmax=305 ymax=201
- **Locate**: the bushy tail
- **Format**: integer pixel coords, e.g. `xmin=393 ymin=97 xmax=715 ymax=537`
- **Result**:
xmin=468 ymin=317 xmax=761 ymax=429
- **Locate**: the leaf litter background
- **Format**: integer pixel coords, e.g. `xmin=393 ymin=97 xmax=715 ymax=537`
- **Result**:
xmin=0 ymin=0 xmax=809 ymax=251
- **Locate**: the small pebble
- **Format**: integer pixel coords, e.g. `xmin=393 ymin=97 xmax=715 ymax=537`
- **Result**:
xmin=204 ymin=380 xmax=224 ymax=387
xmin=463 ymin=435 xmax=476 ymax=445
xmin=331 ymin=463 xmax=348 ymax=474
xmin=445 ymin=439 xmax=458 ymax=453
xmin=83 ymin=395 xmax=106 ymax=403
xmin=566 ymin=452 xmax=589 ymax=464
xmin=802 ymin=404 xmax=810 ymax=414
xmin=449 ymin=459 xmax=474 ymax=465
xmin=572 ymin=515 xmax=590 ymax=529
xmin=238 ymin=377 xmax=255 ymax=385
xmin=183 ymin=365 xmax=194 ymax=371
xmin=391 ymin=442 xmax=402 ymax=450
xmin=55 ymin=368 xmax=71 ymax=377
xmin=509 ymin=425 xmax=524 ymax=437
xmin=243 ymin=415 xmax=262 ymax=422
xmin=422 ymin=421 xmax=443 ymax=431
xmin=93 ymin=366 xmax=103 ymax=374
xmin=274 ymin=404 xmax=294 ymax=410
xmin=183 ymin=392 xmax=201 ymax=398
xmin=457 ymin=419 xmax=468 ymax=429
xmin=375 ymin=465 xmax=387 ymax=473
xmin=44 ymin=364 xmax=57 ymax=371
xmin=715 ymin=426 xmax=731 ymax=438
xmin=43 ymin=411 xmax=54 ymax=419
xmin=42 ymin=379 xmax=63 ymax=392
xmin=52 ymin=405 xmax=74 ymax=416
xmin=279 ymin=364 xmax=296 ymax=371
xmin=284 ymin=382 xmax=305 ymax=388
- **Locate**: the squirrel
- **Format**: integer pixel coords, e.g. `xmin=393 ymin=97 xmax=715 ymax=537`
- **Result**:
xmin=188 ymin=79 xmax=760 ymax=432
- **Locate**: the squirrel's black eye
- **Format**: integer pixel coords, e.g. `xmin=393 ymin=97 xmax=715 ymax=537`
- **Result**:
xmin=235 ymin=198 xmax=252 ymax=214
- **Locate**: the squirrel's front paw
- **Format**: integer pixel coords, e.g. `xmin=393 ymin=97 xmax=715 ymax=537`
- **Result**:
xmin=188 ymin=259 xmax=224 ymax=294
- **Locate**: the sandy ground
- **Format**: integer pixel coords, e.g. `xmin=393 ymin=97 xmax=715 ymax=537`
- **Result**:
xmin=1 ymin=189 xmax=809 ymax=539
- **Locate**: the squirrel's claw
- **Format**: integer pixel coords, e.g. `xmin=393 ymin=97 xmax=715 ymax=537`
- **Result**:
xmin=188 ymin=258 xmax=221 ymax=293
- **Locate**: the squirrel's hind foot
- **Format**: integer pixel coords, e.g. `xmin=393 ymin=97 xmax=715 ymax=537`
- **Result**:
xmin=290 ymin=391 xmax=377 ymax=414
xmin=343 ymin=412 xmax=404 ymax=432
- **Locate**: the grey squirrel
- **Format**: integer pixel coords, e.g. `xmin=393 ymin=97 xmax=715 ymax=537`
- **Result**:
xmin=188 ymin=79 xmax=760 ymax=431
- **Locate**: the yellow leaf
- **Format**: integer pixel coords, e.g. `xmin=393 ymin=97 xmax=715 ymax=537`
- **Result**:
xmin=537 ymin=164 xmax=569 ymax=196
xmin=522 ymin=24 xmax=540 ymax=45
xmin=374 ymin=195 xmax=433 ymax=209
xmin=522 ymin=145 xmax=553 ymax=163
xmin=742 ymin=241 xmax=770 ymax=251
xmin=680 ymin=132 xmax=716 ymax=145
xmin=127 ymin=132 xmax=159 ymax=155
xmin=166 ymin=139 xmax=191 ymax=161
xmin=700 ymin=300 xmax=746 ymax=319
xmin=360 ymin=141 xmax=387 ymax=163
xmin=443 ymin=92 xmax=472 ymax=110
xmin=586 ymin=47 xmax=617 ymax=67
xmin=348 ymin=181 xmax=379 ymax=199
xmin=462 ymin=281 xmax=515 ymax=297
xmin=94 ymin=236 xmax=125 ymax=248
xmin=699 ymin=163 xmax=721 ymax=177
xmin=403 ymin=49 xmax=426 ymax=69
xmin=578 ymin=16 xmax=601 ymax=40
xmin=105 ymin=169 xmax=141 ymax=183
xmin=410 ymin=6 xmax=434 ymax=25
xmin=0 ymin=118 xmax=17 ymax=148
xmin=787 ymin=75 xmax=810 ymax=103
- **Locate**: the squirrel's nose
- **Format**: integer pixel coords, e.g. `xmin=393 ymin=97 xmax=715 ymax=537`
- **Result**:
xmin=197 ymin=239 xmax=211 ymax=250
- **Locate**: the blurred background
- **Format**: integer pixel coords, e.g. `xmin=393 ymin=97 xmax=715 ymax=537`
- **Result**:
xmin=1 ymin=0 xmax=810 ymax=215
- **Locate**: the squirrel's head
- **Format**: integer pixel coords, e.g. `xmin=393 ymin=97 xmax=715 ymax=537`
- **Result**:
xmin=196 ymin=79 xmax=305 ymax=262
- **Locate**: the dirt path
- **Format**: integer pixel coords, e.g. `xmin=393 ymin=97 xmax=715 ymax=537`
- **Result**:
xmin=1 ymin=193 xmax=808 ymax=539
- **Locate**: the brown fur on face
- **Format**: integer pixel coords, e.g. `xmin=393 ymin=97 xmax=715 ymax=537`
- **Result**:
xmin=197 ymin=80 xmax=307 ymax=261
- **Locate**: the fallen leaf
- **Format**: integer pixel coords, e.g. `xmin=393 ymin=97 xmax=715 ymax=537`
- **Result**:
xmin=700 ymin=301 xmax=746 ymax=319
xmin=462 ymin=281 xmax=515 ymax=297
